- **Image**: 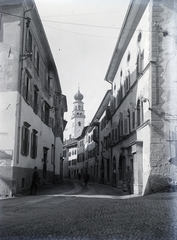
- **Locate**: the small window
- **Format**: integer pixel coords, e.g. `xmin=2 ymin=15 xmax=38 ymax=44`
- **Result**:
xmin=33 ymin=87 xmax=38 ymax=114
xmin=26 ymin=29 xmax=32 ymax=56
xmin=78 ymin=121 xmax=81 ymax=126
xmin=21 ymin=122 xmax=30 ymax=156
xmin=34 ymin=45 xmax=39 ymax=75
xmin=132 ymin=112 xmax=135 ymax=129
xmin=127 ymin=52 xmax=130 ymax=62
xmin=41 ymin=102 xmax=50 ymax=125
xmin=23 ymin=75 xmax=30 ymax=103
xmin=137 ymin=32 xmax=142 ymax=42
xmin=30 ymin=129 xmax=38 ymax=159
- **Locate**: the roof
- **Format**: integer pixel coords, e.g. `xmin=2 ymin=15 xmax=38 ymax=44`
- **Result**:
xmin=87 ymin=90 xmax=111 ymax=132
xmin=105 ymin=0 xmax=149 ymax=83
xmin=75 ymin=126 xmax=89 ymax=140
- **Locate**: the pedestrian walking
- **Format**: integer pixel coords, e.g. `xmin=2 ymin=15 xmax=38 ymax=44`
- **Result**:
xmin=126 ymin=166 xmax=132 ymax=194
xmin=84 ymin=170 xmax=90 ymax=186
xmin=30 ymin=166 xmax=39 ymax=195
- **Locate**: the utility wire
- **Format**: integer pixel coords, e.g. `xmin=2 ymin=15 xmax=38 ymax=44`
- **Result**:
xmin=0 ymin=10 xmax=151 ymax=32
xmin=42 ymin=19 xmax=122 ymax=30
xmin=44 ymin=24 xmax=117 ymax=38
xmin=41 ymin=10 xmax=126 ymax=18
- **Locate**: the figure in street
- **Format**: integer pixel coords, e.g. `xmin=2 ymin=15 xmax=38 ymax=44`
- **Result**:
xmin=84 ymin=170 xmax=90 ymax=186
xmin=30 ymin=166 xmax=39 ymax=195
xmin=126 ymin=166 xmax=132 ymax=194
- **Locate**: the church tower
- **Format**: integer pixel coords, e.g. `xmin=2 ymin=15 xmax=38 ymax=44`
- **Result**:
xmin=71 ymin=88 xmax=85 ymax=138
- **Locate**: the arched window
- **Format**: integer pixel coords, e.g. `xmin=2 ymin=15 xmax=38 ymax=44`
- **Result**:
xmin=137 ymin=99 xmax=141 ymax=127
xmin=120 ymin=112 xmax=123 ymax=136
xmin=136 ymin=49 xmax=144 ymax=78
xmin=136 ymin=99 xmax=144 ymax=127
xmin=136 ymin=54 xmax=140 ymax=78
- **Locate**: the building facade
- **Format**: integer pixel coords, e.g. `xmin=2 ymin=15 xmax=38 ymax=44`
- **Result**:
xmin=64 ymin=0 xmax=177 ymax=195
xmin=105 ymin=0 xmax=177 ymax=195
xmin=0 ymin=0 xmax=67 ymax=196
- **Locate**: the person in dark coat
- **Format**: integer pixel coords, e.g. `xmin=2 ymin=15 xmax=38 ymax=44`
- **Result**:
xmin=30 ymin=166 xmax=39 ymax=195
xmin=84 ymin=170 xmax=90 ymax=186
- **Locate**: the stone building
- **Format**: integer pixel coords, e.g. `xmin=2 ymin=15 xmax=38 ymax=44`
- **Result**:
xmin=0 ymin=0 xmax=67 ymax=196
xmin=104 ymin=0 xmax=177 ymax=194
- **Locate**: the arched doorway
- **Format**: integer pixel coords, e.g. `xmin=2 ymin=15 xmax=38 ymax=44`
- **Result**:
xmin=118 ymin=155 xmax=126 ymax=185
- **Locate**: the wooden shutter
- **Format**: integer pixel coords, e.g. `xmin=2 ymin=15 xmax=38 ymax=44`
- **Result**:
xmin=21 ymin=125 xmax=25 ymax=155
xmin=23 ymin=75 xmax=27 ymax=100
xmin=30 ymin=132 xmax=34 ymax=158
xmin=26 ymin=128 xmax=29 ymax=156
xmin=41 ymin=102 xmax=45 ymax=121
xmin=25 ymin=28 xmax=29 ymax=52
xmin=35 ymin=135 xmax=38 ymax=158
xmin=29 ymin=81 xmax=33 ymax=107
xmin=124 ymin=118 xmax=128 ymax=134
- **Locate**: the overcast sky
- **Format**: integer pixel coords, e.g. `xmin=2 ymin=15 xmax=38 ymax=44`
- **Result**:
xmin=34 ymin=0 xmax=130 ymax=139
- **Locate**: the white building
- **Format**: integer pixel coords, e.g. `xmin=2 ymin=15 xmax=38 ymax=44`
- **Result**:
xmin=0 ymin=0 xmax=67 ymax=196
xmin=105 ymin=0 xmax=177 ymax=195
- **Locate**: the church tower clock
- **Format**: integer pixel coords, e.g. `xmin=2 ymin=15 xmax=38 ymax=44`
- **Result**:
xmin=71 ymin=88 xmax=85 ymax=138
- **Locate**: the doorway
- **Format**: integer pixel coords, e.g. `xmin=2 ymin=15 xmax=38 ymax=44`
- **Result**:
xmin=130 ymin=159 xmax=134 ymax=194
xmin=43 ymin=147 xmax=48 ymax=179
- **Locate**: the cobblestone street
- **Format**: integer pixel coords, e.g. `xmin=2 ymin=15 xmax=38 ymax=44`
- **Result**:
xmin=0 ymin=180 xmax=177 ymax=240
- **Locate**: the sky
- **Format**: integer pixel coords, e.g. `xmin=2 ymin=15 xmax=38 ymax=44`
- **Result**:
xmin=34 ymin=0 xmax=130 ymax=139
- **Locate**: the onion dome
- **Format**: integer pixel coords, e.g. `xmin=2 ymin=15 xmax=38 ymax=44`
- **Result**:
xmin=74 ymin=89 xmax=83 ymax=101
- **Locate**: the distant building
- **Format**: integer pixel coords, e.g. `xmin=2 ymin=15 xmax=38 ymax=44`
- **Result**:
xmin=71 ymin=88 xmax=85 ymax=139
xmin=0 ymin=0 xmax=67 ymax=196
xmin=63 ymin=88 xmax=85 ymax=179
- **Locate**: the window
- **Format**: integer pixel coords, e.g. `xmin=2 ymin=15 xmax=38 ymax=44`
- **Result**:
xmin=51 ymin=144 xmax=55 ymax=164
xmin=137 ymin=100 xmax=141 ymax=127
xmin=137 ymin=32 xmax=142 ymax=43
xmin=21 ymin=122 xmax=30 ymax=156
xmin=78 ymin=121 xmax=81 ymax=126
xmin=41 ymin=101 xmax=50 ymax=125
xmin=34 ymin=86 xmax=39 ymax=114
xmin=136 ymin=99 xmax=144 ymax=127
xmin=23 ymin=75 xmax=30 ymax=102
xmin=44 ymin=104 xmax=50 ymax=125
xmin=30 ymin=129 xmax=38 ymax=159
xmin=132 ymin=112 xmax=135 ymax=129
xmin=125 ymin=71 xmax=130 ymax=93
xmin=45 ymin=71 xmax=52 ymax=94
xmin=136 ymin=50 xmax=144 ymax=78
xmin=112 ymin=129 xmax=115 ymax=142
xmin=115 ymin=128 xmax=118 ymax=141
xmin=124 ymin=118 xmax=128 ymax=134
xmin=34 ymin=45 xmax=39 ymax=75
xmin=120 ymin=113 xmax=123 ymax=136
xmin=26 ymin=29 xmax=32 ymax=56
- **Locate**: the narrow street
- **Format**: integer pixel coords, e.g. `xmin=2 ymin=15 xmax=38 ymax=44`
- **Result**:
xmin=0 ymin=180 xmax=177 ymax=240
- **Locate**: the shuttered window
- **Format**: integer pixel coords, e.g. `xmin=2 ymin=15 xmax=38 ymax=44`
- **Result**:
xmin=21 ymin=122 xmax=30 ymax=156
xmin=30 ymin=130 xmax=38 ymax=159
